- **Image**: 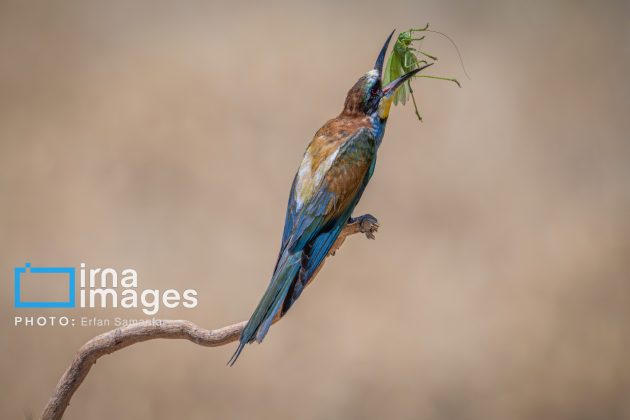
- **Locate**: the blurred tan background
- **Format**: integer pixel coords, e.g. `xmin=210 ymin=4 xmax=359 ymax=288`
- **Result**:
xmin=1 ymin=0 xmax=629 ymax=418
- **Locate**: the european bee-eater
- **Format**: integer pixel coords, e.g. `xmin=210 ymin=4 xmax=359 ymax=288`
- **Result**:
xmin=229 ymin=31 xmax=431 ymax=365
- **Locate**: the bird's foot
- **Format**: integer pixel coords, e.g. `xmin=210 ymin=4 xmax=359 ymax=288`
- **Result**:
xmin=329 ymin=214 xmax=379 ymax=257
xmin=349 ymin=214 xmax=379 ymax=240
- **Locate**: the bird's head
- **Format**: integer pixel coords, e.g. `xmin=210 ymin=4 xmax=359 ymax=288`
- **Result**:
xmin=341 ymin=31 xmax=432 ymax=120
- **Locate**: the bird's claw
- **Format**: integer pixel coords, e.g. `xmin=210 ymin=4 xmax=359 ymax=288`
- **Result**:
xmin=354 ymin=214 xmax=379 ymax=240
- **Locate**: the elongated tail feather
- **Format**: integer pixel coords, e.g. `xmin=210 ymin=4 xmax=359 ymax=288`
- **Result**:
xmin=255 ymin=278 xmax=292 ymax=343
xmin=228 ymin=251 xmax=302 ymax=366
xmin=227 ymin=340 xmax=246 ymax=366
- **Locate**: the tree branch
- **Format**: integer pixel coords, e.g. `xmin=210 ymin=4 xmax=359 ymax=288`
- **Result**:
xmin=40 ymin=214 xmax=379 ymax=420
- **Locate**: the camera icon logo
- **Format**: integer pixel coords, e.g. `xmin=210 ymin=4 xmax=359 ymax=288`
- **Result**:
xmin=14 ymin=263 xmax=75 ymax=308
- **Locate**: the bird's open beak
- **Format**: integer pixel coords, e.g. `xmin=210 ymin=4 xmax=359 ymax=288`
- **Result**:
xmin=374 ymin=30 xmax=395 ymax=76
xmin=382 ymin=63 xmax=433 ymax=98
xmin=378 ymin=63 xmax=433 ymax=119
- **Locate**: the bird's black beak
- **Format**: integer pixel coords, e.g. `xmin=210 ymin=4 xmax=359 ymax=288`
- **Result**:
xmin=377 ymin=62 xmax=433 ymax=120
xmin=374 ymin=30 xmax=395 ymax=76
xmin=381 ymin=63 xmax=433 ymax=98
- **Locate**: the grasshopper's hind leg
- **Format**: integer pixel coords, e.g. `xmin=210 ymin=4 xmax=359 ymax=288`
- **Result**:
xmin=414 ymin=74 xmax=461 ymax=88
xmin=407 ymin=82 xmax=423 ymax=122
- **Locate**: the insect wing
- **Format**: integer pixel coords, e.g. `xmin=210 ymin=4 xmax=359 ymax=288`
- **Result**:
xmin=388 ymin=52 xmax=406 ymax=106
xmin=398 ymin=80 xmax=408 ymax=105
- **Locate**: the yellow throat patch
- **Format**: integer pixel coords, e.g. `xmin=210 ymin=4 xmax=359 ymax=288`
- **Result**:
xmin=378 ymin=97 xmax=393 ymax=120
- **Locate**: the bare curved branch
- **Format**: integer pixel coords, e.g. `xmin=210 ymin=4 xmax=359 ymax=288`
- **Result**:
xmin=40 ymin=214 xmax=379 ymax=420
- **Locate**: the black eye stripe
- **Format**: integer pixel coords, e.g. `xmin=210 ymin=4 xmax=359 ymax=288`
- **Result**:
xmin=370 ymin=82 xmax=379 ymax=97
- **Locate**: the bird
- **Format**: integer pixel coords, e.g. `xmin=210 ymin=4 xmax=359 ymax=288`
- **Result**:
xmin=228 ymin=31 xmax=431 ymax=365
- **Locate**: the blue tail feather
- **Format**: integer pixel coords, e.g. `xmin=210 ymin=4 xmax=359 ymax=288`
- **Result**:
xmin=228 ymin=251 xmax=301 ymax=365
xmin=283 ymin=221 xmax=347 ymax=314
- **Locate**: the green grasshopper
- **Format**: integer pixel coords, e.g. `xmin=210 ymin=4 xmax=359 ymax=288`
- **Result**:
xmin=383 ymin=24 xmax=463 ymax=121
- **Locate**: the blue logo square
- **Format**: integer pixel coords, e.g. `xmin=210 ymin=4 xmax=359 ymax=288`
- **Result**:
xmin=14 ymin=263 xmax=76 ymax=308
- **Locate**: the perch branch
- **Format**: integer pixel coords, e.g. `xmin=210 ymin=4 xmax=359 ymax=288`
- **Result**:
xmin=40 ymin=214 xmax=379 ymax=420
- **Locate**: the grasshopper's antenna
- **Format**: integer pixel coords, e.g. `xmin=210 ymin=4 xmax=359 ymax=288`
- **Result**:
xmin=426 ymin=29 xmax=470 ymax=80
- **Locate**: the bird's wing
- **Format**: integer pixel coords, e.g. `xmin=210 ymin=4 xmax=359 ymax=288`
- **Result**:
xmin=229 ymin=127 xmax=376 ymax=365
xmin=286 ymin=127 xmax=376 ymax=252
xmin=273 ymin=177 xmax=298 ymax=273
xmin=280 ymin=127 xmax=377 ymax=311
